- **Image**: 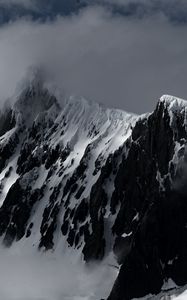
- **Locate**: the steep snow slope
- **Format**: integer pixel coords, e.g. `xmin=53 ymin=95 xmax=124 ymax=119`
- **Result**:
xmin=0 ymin=78 xmax=138 ymax=260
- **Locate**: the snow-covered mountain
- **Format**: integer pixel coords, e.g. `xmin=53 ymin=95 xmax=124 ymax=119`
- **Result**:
xmin=0 ymin=77 xmax=137 ymax=255
xmin=1 ymin=76 xmax=187 ymax=299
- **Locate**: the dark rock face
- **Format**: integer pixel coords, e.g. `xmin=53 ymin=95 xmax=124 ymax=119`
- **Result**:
xmin=83 ymin=154 xmax=118 ymax=261
xmin=0 ymin=108 xmax=16 ymax=138
xmin=108 ymin=100 xmax=187 ymax=299
xmin=0 ymin=107 xmax=20 ymax=172
xmin=0 ymin=132 xmax=20 ymax=173
xmin=0 ymin=180 xmax=44 ymax=246
xmin=109 ymin=189 xmax=187 ymax=300
xmin=39 ymin=183 xmax=62 ymax=249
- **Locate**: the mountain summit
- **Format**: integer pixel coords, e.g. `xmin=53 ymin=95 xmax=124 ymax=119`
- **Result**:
xmin=1 ymin=81 xmax=187 ymax=299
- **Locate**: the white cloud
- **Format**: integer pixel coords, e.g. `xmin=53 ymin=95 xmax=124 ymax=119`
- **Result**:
xmin=0 ymin=6 xmax=187 ymax=113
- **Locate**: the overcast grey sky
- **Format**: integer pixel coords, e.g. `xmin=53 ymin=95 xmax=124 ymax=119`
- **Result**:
xmin=0 ymin=1 xmax=187 ymax=113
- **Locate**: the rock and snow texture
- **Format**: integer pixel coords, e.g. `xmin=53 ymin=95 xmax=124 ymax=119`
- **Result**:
xmin=2 ymin=83 xmax=187 ymax=300
xmin=0 ymin=78 xmax=138 ymax=259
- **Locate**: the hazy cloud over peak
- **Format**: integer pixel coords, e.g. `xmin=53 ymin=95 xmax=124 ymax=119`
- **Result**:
xmin=0 ymin=4 xmax=187 ymax=113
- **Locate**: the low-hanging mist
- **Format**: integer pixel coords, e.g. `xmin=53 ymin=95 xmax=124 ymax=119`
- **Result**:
xmin=0 ymin=246 xmax=117 ymax=300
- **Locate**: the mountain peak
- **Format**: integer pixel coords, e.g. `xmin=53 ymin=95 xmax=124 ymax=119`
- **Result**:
xmin=12 ymin=70 xmax=61 ymax=127
xmin=160 ymin=94 xmax=187 ymax=110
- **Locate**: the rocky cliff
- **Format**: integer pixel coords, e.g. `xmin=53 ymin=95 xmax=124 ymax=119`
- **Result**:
xmin=1 ymin=78 xmax=187 ymax=299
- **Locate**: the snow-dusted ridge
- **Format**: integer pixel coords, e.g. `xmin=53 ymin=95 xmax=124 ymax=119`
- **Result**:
xmin=0 ymin=80 xmax=139 ymax=253
xmin=160 ymin=94 xmax=187 ymax=110
xmin=159 ymin=94 xmax=187 ymax=130
xmin=160 ymin=94 xmax=187 ymax=104
xmin=2 ymin=81 xmax=187 ymax=300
